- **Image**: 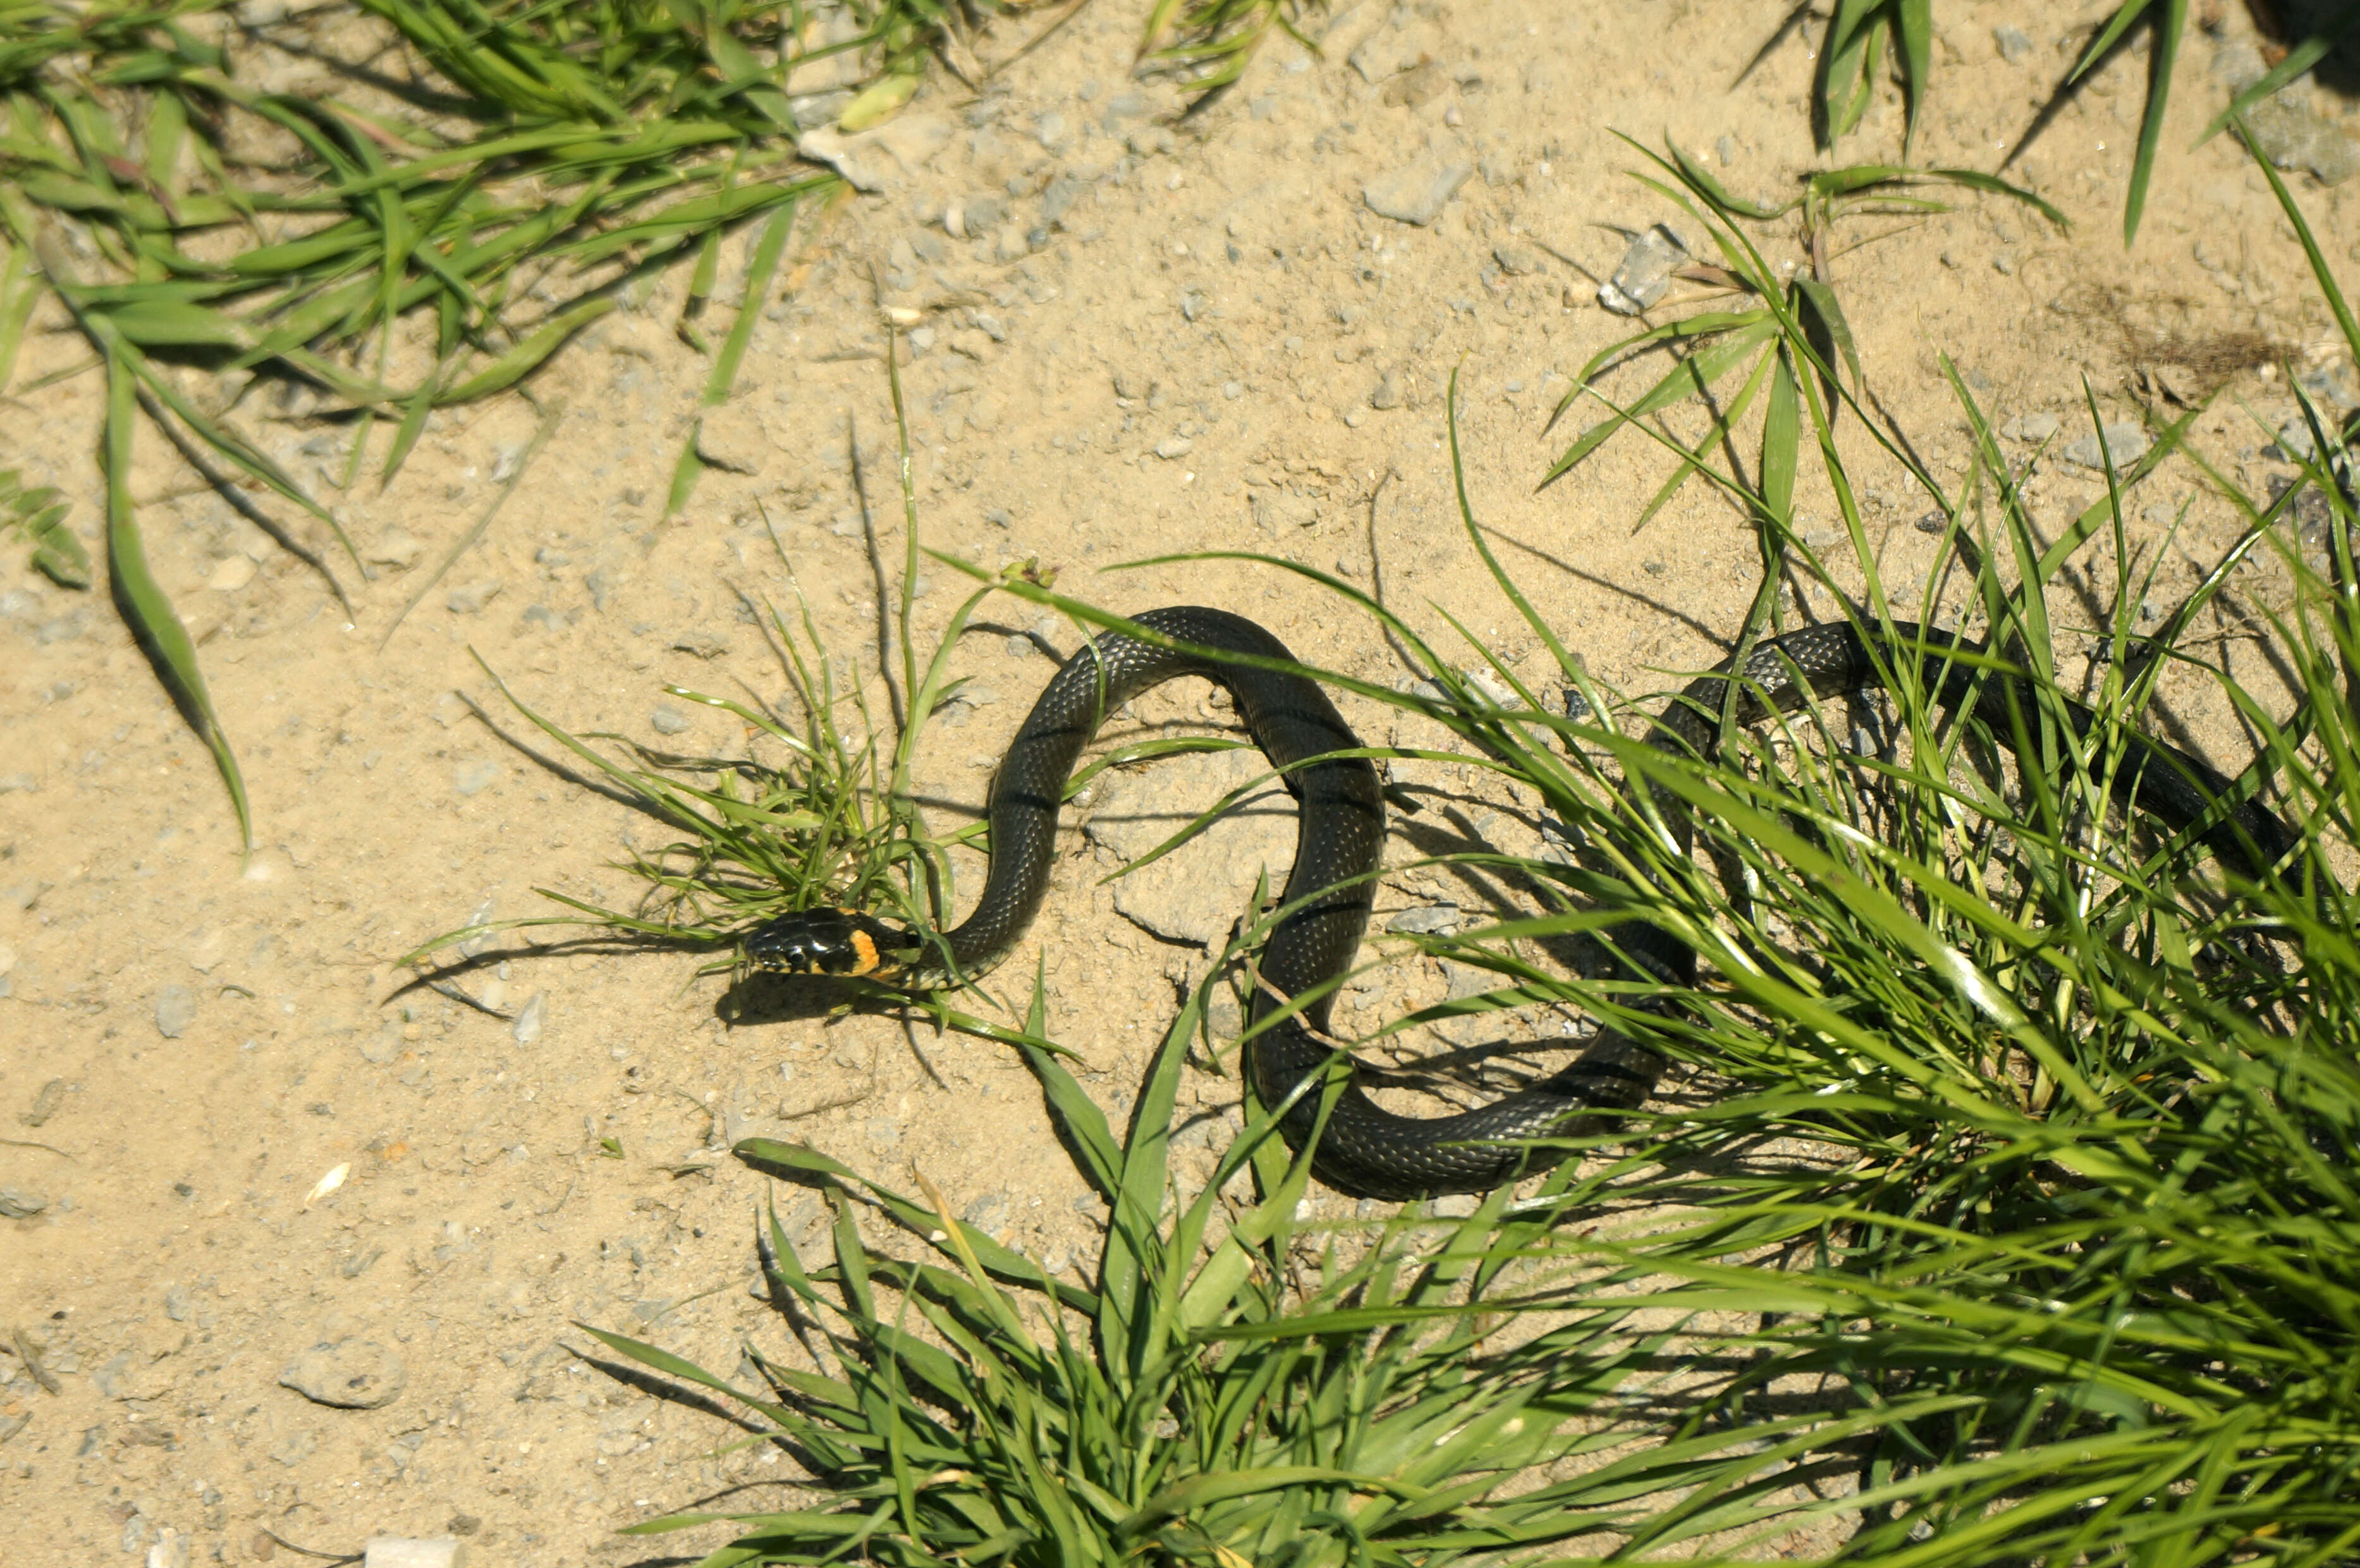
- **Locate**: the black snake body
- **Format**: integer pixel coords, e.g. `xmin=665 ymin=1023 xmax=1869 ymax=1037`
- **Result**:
xmin=745 ymin=606 xmax=2299 ymax=1199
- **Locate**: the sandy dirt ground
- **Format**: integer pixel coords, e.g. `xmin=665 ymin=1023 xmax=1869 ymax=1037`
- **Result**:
xmin=3 ymin=0 xmax=2356 ymax=1562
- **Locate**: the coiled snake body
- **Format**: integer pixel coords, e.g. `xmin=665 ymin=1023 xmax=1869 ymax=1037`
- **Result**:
xmin=745 ymin=606 xmax=2299 ymax=1199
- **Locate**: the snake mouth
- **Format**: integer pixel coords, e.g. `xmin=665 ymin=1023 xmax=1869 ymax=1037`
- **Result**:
xmin=741 ymin=908 xmax=910 ymax=979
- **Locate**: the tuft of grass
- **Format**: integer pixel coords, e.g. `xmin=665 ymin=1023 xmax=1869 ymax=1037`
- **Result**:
xmin=596 ymin=977 xmax=1734 ymax=1567
xmin=1795 ymin=1 xmax=2360 ymax=245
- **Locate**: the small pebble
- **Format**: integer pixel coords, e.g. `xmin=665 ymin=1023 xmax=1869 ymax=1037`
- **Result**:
xmin=1387 ymin=905 xmax=1461 ymax=936
xmin=511 ymin=991 xmax=546 ymax=1045
xmin=362 ymin=1540 xmax=467 ymax=1568
xmin=1993 ymin=25 xmax=2033 ymax=63
xmin=1154 ymin=437 xmax=1194 ymax=460
xmin=366 ymin=529 xmax=424 ymax=568
xmin=1599 ymin=225 xmax=1685 ymax=315
xmin=154 ymin=984 xmax=197 ymax=1039
xmin=649 ymin=704 xmax=692 ymax=736
xmin=0 ymin=1187 xmax=49 ymax=1219
xmin=446 ymin=581 xmax=502 ymax=615
xmin=1491 ymin=241 xmax=1544 ymax=276
xmin=2001 ymin=412 xmax=2061 ymax=443
xmin=451 ymin=761 xmax=501 ymax=797
xmin=963 ymin=1191 xmax=1012 ymax=1233
xmin=2062 ymin=422 xmax=2151 ymax=473
xmin=1914 ymin=511 xmax=1947 ymax=534
xmin=1715 ymin=133 xmax=1737 ymax=166
xmin=1362 ymin=156 xmax=1474 ymax=226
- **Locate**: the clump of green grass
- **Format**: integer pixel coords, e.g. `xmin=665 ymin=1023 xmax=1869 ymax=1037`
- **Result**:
xmin=1797 ymin=1 xmax=2359 ymax=244
xmin=537 ymin=134 xmax=2360 ymax=1560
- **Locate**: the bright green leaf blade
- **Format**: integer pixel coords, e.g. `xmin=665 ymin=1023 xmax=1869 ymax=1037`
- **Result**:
xmin=102 ymin=349 xmax=248 ymax=851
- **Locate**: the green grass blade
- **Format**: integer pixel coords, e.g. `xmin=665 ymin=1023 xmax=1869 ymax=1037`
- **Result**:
xmin=2237 ymin=119 xmax=2360 ymax=362
xmin=1897 ymin=0 xmax=1932 ymax=156
xmin=102 ymin=348 xmax=248 ymax=851
xmin=2123 ymin=0 xmax=2187 ymax=245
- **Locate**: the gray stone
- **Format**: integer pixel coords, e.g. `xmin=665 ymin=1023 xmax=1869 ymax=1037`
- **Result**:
xmin=2061 ymin=422 xmax=2151 ymax=472
xmin=1993 ymin=25 xmax=2033 ymax=63
xmin=1363 ymin=156 xmax=1474 ymax=226
xmin=446 ymin=580 xmax=502 ymax=615
xmin=511 ymin=991 xmax=546 ymax=1045
xmin=92 ymin=1350 xmax=140 ymax=1399
xmin=451 ymin=761 xmax=501 ymax=797
xmin=1428 ymin=959 xmax=1542 ymax=1046
xmin=1428 ymin=1194 xmax=1479 ymax=1219
xmin=1386 ymin=905 xmax=1460 ymax=936
xmin=2275 ymin=419 xmax=2328 ymax=461
xmin=1153 ymin=437 xmax=1193 ymax=460
xmin=154 ymin=984 xmax=197 ymax=1039
xmin=1041 ymin=176 xmax=1085 ymax=227
xmin=361 ymin=1538 xmax=468 ymax=1568
xmin=669 ymin=630 xmax=729 ymax=659
xmin=365 ymin=529 xmax=424 ymax=568
xmin=961 ymin=1190 xmax=1011 ymax=1235
xmin=1599 ymin=224 xmax=1686 ymax=315
xmin=649 ymin=703 xmax=692 ymax=736
xmin=1491 ymin=241 xmax=1545 ymax=276
xmin=1249 ymin=490 xmax=1319 ymax=533
xmin=2214 ymin=42 xmax=2360 ymax=185
xmin=279 ymin=1338 xmax=406 ymax=1409
xmin=1085 ymin=743 xmax=1299 ymax=948
xmin=268 ymin=1428 xmax=317 ymax=1466
xmin=2002 ymin=412 xmax=2060 ymax=443
xmin=796 ymin=114 xmax=952 ymax=193
xmin=1715 ymin=134 xmax=1737 ymax=166
xmin=946 ymin=191 xmax=1009 ymax=238
xmin=0 ymin=1187 xmax=48 ymax=1219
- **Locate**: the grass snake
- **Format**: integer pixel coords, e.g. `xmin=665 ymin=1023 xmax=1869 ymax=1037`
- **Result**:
xmin=745 ymin=605 xmax=2301 ymax=1199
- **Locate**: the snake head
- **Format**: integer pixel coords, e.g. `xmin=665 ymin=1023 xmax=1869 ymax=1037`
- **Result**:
xmin=741 ymin=908 xmax=911 ymax=979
